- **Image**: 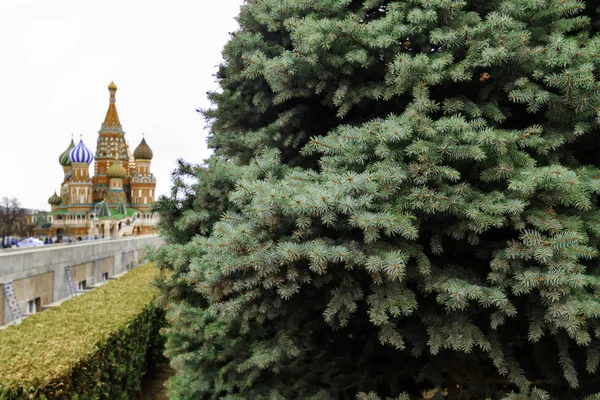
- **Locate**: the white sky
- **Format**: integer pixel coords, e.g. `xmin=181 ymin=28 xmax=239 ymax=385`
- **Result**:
xmin=0 ymin=0 xmax=243 ymax=210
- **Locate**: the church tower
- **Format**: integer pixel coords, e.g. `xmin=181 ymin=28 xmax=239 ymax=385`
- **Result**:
xmin=34 ymin=82 xmax=160 ymax=239
xmin=67 ymin=138 xmax=94 ymax=213
xmin=93 ymin=81 xmax=130 ymax=202
xmin=105 ymin=155 xmax=128 ymax=206
xmin=130 ymin=136 xmax=156 ymax=212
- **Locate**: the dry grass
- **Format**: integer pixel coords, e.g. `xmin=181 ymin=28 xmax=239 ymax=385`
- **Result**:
xmin=0 ymin=264 xmax=159 ymax=388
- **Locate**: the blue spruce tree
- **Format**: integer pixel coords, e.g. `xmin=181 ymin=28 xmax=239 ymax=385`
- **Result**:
xmin=153 ymin=0 xmax=600 ymax=398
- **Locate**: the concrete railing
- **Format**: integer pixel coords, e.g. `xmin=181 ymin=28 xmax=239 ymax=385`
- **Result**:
xmin=0 ymin=235 xmax=162 ymax=326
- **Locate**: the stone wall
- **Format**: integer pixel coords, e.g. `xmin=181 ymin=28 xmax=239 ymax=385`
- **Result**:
xmin=0 ymin=235 xmax=162 ymax=325
xmin=13 ymin=271 xmax=54 ymax=315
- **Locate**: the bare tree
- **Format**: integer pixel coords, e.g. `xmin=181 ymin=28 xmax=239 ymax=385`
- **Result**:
xmin=0 ymin=197 xmax=26 ymax=247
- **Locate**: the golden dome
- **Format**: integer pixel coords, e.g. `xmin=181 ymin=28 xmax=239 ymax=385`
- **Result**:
xmin=108 ymin=81 xmax=117 ymax=91
xmin=106 ymin=157 xmax=127 ymax=179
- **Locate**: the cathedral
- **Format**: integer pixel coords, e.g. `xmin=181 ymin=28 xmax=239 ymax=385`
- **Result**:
xmin=30 ymin=82 xmax=159 ymax=240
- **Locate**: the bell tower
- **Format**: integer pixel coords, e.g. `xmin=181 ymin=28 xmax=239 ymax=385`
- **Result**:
xmin=92 ymin=82 xmax=130 ymax=202
xmin=130 ymin=135 xmax=156 ymax=212
xmin=67 ymin=137 xmax=94 ymax=213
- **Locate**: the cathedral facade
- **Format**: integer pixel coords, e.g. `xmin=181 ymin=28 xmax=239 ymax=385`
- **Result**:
xmin=30 ymin=82 xmax=159 ymax=239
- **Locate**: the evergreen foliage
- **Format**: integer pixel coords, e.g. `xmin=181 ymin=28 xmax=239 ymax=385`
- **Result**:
xmin=153 ymin=0 xmax=600 ymax=398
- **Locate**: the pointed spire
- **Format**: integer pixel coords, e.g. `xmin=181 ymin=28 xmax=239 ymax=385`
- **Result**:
xmin=98 ymin=201 xmax=111 ymax=217
xmin=102 ymin=81 xmax=121 ymax=131
xmin=117 ymin=200 xmax=127 ymax=215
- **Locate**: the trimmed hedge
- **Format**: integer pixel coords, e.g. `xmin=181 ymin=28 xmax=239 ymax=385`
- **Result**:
xmin=0 ymin=263 xmax=165 ymax=399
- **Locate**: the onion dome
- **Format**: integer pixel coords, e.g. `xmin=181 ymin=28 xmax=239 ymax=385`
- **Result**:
xmin=48 ymin=191 xmax=62 ymax=206
xmin=106 ymin=157 xmax=127 ymax=179
xmin=59 ymin=138 xmax=75 ymax=166
xmin=133 ymin=136 xmax=153 ymax=160
xmin=108 ymin=81 xmax=117 ymax=91
xmin=69 ymin=139 xmax=94 ymax=164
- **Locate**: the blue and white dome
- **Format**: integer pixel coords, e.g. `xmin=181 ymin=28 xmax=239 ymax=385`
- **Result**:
xmin=69 ymin=139 xmax=94 ymax=164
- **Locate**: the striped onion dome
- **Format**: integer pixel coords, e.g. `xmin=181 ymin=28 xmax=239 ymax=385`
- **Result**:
xmin=133 ymin=137 xmax=153 ymax=160
xmin=106 ymin=157 xmax=127 ymax=179
xmin=48 ymin=191 xmax=62 ymax=206
xmin=69 ymin=139 xmax=94 ymax=164
xmin=59 ymin=139 xmax=75 ymax=166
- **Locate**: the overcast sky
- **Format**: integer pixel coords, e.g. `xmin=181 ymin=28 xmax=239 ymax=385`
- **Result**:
xmin=0 ymin=0 xmax=243 ymax=210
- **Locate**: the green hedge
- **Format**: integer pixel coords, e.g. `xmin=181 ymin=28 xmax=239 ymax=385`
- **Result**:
xmin=0 ymin=263 xmax=165 ymax=399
